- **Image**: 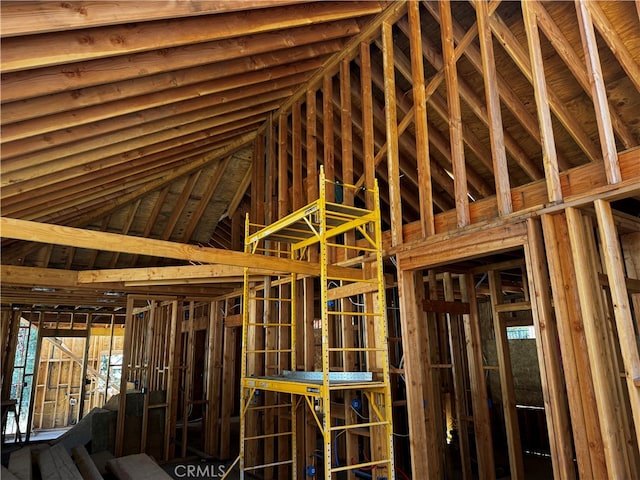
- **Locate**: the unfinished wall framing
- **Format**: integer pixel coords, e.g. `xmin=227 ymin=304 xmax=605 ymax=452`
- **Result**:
xmin=1 ymin=1 xmax=639 ymax=479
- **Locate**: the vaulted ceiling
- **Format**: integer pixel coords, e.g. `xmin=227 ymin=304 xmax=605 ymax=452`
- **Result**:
xmin=1 ymin=1 xmax=639 ymax=308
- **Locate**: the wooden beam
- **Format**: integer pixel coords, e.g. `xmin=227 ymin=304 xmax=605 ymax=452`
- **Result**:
xmin=461 ymin=273 xmax=495 ymax=479
xmin=422 ymin=0 xmax=556 ymax=176
xmin=360 ymin=42 xmax=376 ymax=211
xmin=1 ymin=2 xmax=382 ymax=72
xmin=475 ymin=0 xmax=512 ymax=215
xmin=407 ymin=1 xmax=434 ymax=237
xmin=530 ymin=0 xmax=636 ymax=149
xmin=0 ymin=1 xmax=306 ymax=37
xmin=565 ymin=207 xmax=632 ymax=479
xmin=22 ymin=134 xmax=257 ymax=232
xmin=382 ymin=20 xmax=403 ymax=245
xmin=0 ymin=217 xmax=365 ymax=280
xmin=278 ymin=113 xmax=289 ymax=219
xmin=77 ymin=264 xmax=278 ymax=284
xmin=586 ymin=1 xmax=640 ymax=94
xmin=2 ymin=122 xmax=257 ymax=218
xmin=162 ymin=172 xmax=201 ymax=240
xmin=439 ymin=0 xmax=470 ymax=227
xmin=3 ymin=82 xmax=293 ymax=176
xmin=274 ymin=1 xmax=407 ymax=116
xmin=489 ymin=8 xmax=602 ymax=165
xmin=1 ymin=264 xmax=80 ymax=288
xmin=521 ymin=1 xmax=562 ymax=204
xmin=575 ymin=0 xmax=621 ymax=185
xmin=398 ymin=221 xmax=527 ymax=271
xmin=488 ymin=271 xmax=525 ymax=480
xmin=1 ymin=19 xmax=361 ymax=103
xmin=323 ymin=74 xmax=335 ymax=203
xmin=397 ymin=269 xmax=431 ymax=478
xmin=306 ymin=89 xmax=318 ymax=202
xmin=1 ymin=40 xmax=341 ymax=126
xmin=292 ymin=100 xmax=303 ymax=210
xmin=3 ymin=55 xmax=325 ymax=147
xmin=594 ymin=199 xmax=640 ymax=450
xmin=181 ymin=156 xmax=231 ymax=243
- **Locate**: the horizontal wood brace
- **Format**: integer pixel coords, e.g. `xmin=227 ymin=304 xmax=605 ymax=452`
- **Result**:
xmin=422 ymin=299 xmax=470 ymax=314
xmin=246 ymin=349 xmax=293 ymax=353
xmin=246 ymin=322 xmax=293 ymax=327
xmin=326 ymin=310 xmax=381 ymax=316
xmin=327 ymin=347 xmax=386 ymax=352
xmin=327 ymin=281 xmax=379 ymax=300
xmin=494 ymin=301 xmax=531 ymax=313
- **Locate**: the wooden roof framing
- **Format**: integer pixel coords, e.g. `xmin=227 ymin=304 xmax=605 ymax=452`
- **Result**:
xmin=1 ymin=0 xmax=639 ymax=309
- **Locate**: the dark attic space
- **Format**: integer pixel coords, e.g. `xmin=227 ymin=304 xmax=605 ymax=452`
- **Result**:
xmin=1 ymin=1 xmax=639 ymax=480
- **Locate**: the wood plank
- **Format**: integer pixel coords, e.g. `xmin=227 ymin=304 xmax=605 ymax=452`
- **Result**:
xmin=423 ymin=0 xmax=557 ymax=176
xmin=475 ymin=0 xmax=512 ymax=215
xmin=219 ymin=325 xmax=236 ymax=459
xmin=587 ymin=1 xmax=640 ymax=94
xmin=181 ymin=156 xmax=231 ymax=243
xmin=490 ymin=9 xmax=602 ymax=165
xmin=278 ymin=113 xmax=289 ymax=219
xmin=0 ymin=1 xmax=305 ymax=37
xmin=407 ymin=0 xmax=435 ymax=237
xmin=382 ymin=20 xmax=403 ymax=245
xmin=3 ymin=83 xmax=289 ymax=179
xmin=323 ymin=74 xmax=335 ymax=204
xmin=0 ymin=217 xmax=365 ymax=280
xmin=115 ymin=296 xmax=135 ymax=458
xmin=424 ymin=271 xmax=445 ymax=479
xmin=439 ymin=0 xmax=470 ymax=227
xmin=1 ymin=19 xmax=361 ymax=104
xmin=493 ymin=301 xmax=531 ymax=313
xmin=460 ymin=273 xmax=495 ymax=480
xmin=575 ymin=0 xmax=620 ymax=185
xmin=306 ymin=89 xmax=318 ymax=202
xmin=292 ymin=100 xmax=303 ymax=210
xmin=521 ymin=1 xmax=562 ymax=203
xmin=488 ymin=271 xmax=525 ymax=480
xmin=422 ymin=298 xmax=470 ymax=315
xmin=2 ymin=129 xmax=259 ymax=216
xmin=444 ymin=274 xmax=472 ymax=480
xmin=360 ymin=41 xmax=376 ymax=211
xmin=541 ymin=213 xmax=607 ymax=478
xmin=327 ymin=281 xmax=378 ymax=301
xmin=165 ymin=300 xmax=180 ymax=461
xmin=566 ymin=207 xmax=631 ymax=479
xmin=397 ymin=269 xmax=431 ymax=478
xmin=274 ymin=1 xmax=406 ymax=116
xmin=398 ymin=221 xmax=528 ymax=271
xmin=1 ymin=2 xmax=381 ymax=72
xmin=594 ymin=200 xmax=640 ymax=450
xmin=1 ymin=41 xmax=339 ymax=127
xmin=530 ymin=0 xmax=636 ymax=149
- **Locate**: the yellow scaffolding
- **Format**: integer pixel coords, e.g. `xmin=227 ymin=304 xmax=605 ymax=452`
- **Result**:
xmin=240 ymin=167 xmax=394 ymax=479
